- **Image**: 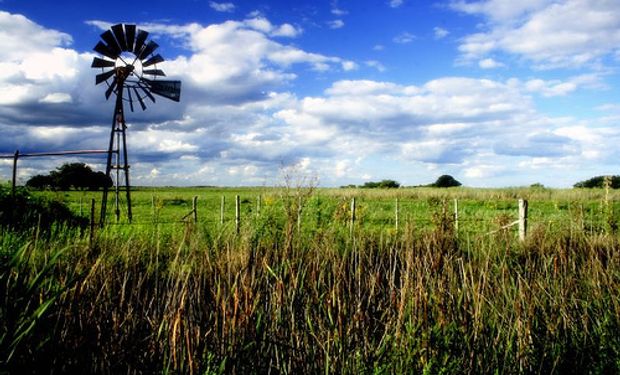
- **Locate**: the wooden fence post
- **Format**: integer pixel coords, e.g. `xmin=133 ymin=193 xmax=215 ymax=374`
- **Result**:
xmin=192 ymin=196 xmax=198 ymax=223
xmin=297 ymin=196 xmax=302 ymax=232
xmin=220 ymin=196 xmax=225 ymax=225
xmin=11 ymin=150 xmax=18 ymax=197
xmin=257 ymin=195 xmax=261 ymax=217
xmin=454 ymin=198 xmax=459 ymax=233
xmin=89 ymin=198 xmax=96 ymax=249
xmin=350 ymin=197 xmax=356 ymax=236
xmin=235 ymin=195 xmax=240 ymax=234
xmin=395 ymin=198 xmax=400 ymax=231
xmin=519 ymin=199 xmax=528 ymax=242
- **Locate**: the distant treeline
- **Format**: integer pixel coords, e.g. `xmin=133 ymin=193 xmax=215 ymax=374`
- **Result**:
xmin=342 ymin=175 xmax=462 ymax=189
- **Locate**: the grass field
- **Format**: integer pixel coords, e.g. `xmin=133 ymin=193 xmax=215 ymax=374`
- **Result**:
xmin=1 ymin=185 xmax=620 ymax=373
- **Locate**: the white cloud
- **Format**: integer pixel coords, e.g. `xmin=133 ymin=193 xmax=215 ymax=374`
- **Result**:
xmin=209 ymin=1 xmax=235 ymax=13
xmin=393 ymin=32 xmax=415 ymax=44
xmin=478 ymin=58 xmax=504 ymax=69
xmin=365 ymin=60 xmax=386 ymax=72
xmin=389 ymin=0 xmax=404 ymax=8
xmin=0 ymin=11 xmax=72 ymax=61
xmin=451 ymin=0 xmax=620 ymax=68
xmin=434 ymin=27 xmax=449 ymax=39
xmin=328 ymin=19 xmax=345 ymax=29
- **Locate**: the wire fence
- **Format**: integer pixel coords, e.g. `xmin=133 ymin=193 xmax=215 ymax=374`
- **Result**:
xmin=71 ymin=192 xmax=618 ymax=240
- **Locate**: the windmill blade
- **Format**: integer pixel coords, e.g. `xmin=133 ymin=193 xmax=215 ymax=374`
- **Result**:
xmin=143 ymin=69 xmax=166 ymax=77
xmin=125 ymin=24 xmax=136 ymax=52
xmin=137 ymin=82 xmax=156 ymax=103
xmin=105 ymin=77 xmax=117 ymax=99
xmin=100 ymin=30 xmax=121 ymax=57
xmin=134 ymin=30 xmax=149 ymax=55
xmin=91 ymin=57 xmax=116 ymax=68
xmin=94 ymin=41 xmax=117 ymax=60
xmin=127 ymin=87 xmax=134 ymax=112
xmin=133 ymin=87 xmax=147 ymax=110
xmin=143 ymin=79 xmax=182 ymax=102
xmin=96 ymin=69 xmax=116 ymax=85
xmin=111 ymin=24 xmax=128 ymax=51
xmin=138 ymin=41 xmax=159 ymax=60
xmin=143 ymin=54 xmax=164 ymax=67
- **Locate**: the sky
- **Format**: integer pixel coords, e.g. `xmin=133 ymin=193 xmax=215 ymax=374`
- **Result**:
xmin=1 ymin=0 xmax=620 ymax=188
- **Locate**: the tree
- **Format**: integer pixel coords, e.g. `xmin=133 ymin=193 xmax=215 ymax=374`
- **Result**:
xmin=26 ymin=163 xmax=112 ymax=191
xmin=25 ymin=174 xmax=54 ymax=190
xmin=432 ymin=175 xmax=462 ymax=188
xmin=574 ymin=175 xmax=620 ymax=189
xmin=361 ymin=179 xmax=401 ymax=189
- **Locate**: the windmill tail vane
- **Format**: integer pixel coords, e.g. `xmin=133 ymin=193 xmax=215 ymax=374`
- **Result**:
xmin=92 ymin=23 xmax=182 ymax=225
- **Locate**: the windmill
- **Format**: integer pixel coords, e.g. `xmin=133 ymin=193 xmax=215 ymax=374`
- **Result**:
xmin=91 ymin=23 xmax=181 ymax=225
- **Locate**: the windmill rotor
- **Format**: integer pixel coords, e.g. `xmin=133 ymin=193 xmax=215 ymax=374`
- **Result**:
xmin=91 ymin=23 xmax=181 ymax=111
xmin=91 ymin=23 xmax=182 ymax=225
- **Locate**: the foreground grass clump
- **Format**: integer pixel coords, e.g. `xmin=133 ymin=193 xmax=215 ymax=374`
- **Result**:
xmin=1 ymin=190 xmax=620 ymax=373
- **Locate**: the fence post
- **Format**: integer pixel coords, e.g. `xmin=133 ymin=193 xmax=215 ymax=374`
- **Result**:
xmin=220 ymin=196 xmax=225 ymax=225
xmin=192 ymin=196 xmax=198 ymax=223
xmin=11 ymin=150 xmax=19 ymax=197
xmin=89 ymin=198 xmax=96 ymax=249
xmin=395 ymin=198 xmax=400 ymax=231
xmin=519 ymin=199 xmax=528 ymax=242
xmin=350 ymin=197 xmax=356 ymax=236
xmin=454 ymin=198 xmax=459 ymax=233
xmin=297 ymin=196 xmax=302 ymax=232
xmin=235 ymin=195 xmax=240 ymax=234
xmin=257 ymin=195 xmax=261 ymax=217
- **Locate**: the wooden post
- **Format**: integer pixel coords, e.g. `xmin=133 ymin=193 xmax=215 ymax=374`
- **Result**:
xmin=454 ymin=198 xmax=459 ymax=233
xmin=519 ymin=199 xmax=528 ymax=242
xmin=192 ymin=196 xmax=198 ymax=223
xmin=220 ymin=196 xmax=225 ymax=225
xmin=11 ymin=150 xmax=18 ymax=197
xmin=235 ymin=195 xmax=240 ymax=234
xmin=350 ymin=197 xmax=356 ymax=236
xmin=256 ymin=195 xmax=261 ymax=217
xmin=297 ymin=196 xmax=302 ymax=232
xmin=89 ymin=198 xmax=96 ymax=249
xmin=395 ymin=198 xmax=400 ymax=231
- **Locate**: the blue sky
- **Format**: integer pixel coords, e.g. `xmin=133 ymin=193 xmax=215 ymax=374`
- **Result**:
xmin=1 ymin=0 xmax=620 ymax=187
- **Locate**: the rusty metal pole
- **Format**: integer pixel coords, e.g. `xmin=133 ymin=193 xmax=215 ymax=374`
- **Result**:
xmin=11 ymin=150 xmax=19 ymax=197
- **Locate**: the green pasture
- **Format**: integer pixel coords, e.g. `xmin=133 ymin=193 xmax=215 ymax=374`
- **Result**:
xmin=48 ymin=185 xmax=620 ymax=237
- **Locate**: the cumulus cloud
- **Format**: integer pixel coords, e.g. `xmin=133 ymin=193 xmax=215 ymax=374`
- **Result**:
xmin=451 ymin=0 xmax=620 ymax=68
xmin=327 ymin=19 xmax=345 ymax=29
xmin=389 ymin=0 xmax=404 ymax=8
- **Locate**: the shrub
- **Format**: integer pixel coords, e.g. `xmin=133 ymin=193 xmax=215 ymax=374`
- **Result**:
xmin=0 ymin=185 xmax=87 ymax=231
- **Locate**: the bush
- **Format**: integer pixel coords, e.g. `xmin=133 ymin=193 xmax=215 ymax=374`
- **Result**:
xmin=0 ymin=185 xmax=87 ymax=231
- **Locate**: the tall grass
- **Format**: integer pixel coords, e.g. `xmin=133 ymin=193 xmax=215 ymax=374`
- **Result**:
xmin=1 ymin=188 xmax=619 ymax=373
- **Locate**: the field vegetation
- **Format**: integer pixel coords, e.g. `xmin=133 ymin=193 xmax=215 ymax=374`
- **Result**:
xmin=1 ymin=183 xmax=619 ymax=373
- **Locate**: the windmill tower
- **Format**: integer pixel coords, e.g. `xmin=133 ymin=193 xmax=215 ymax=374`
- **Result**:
xmin=91 ymin=24 xmax=181 ymax=225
